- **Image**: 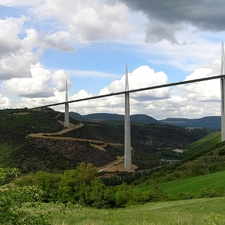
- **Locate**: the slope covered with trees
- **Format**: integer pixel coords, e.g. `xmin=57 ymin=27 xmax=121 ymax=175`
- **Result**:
xmin=0 ymin=108 xmax=211 ymax=172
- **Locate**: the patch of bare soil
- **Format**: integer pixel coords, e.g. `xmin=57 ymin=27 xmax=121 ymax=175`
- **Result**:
xmin=26 ymin=117 xmax=137 ymax=172
xmin=13 ymin=112 xmax=30 ymax=115
xmin=98 ymin=156 xmax=137 ymax=172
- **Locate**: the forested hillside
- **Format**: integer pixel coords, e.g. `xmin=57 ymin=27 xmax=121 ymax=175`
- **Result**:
xmin=0 ymin=108 xmax=211 ymax=173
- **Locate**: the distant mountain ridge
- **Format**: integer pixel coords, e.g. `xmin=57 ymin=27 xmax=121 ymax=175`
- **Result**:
xmin=70 ymin=112 xmax=221 ymax=130
xmin=160 ymin=116 xmax=220 ymax=130
xmin=70 ymin=112 xmax=159 ymax=124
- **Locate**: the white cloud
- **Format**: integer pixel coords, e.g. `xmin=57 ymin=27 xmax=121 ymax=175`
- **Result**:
xmin=102 ymin=66 xmax=169 ymax=100
xmin=2 ymin=63 xmax=53 ymax=98
xmin=52 ymin=70 xmax=70 ymax=92
xmin=0 ymin=1 xmax=223 ymax=121
xmin=32 ymin=0 xmax=133 ymax=44
xmin=0 ymin=0 xmax=42 ymax=6
xmin=178 ymin=60 xmax=221 ymax=102
xmin=43 ymin=31 xmax=75 ymax=52
xmin=0 ymin=17 xmax=39 ymax=80
xmin=0 ymin=17 xmax=23 ymax=56
xmin=61 ymin=64 xmax=222 ymax=119
xmin=0 ymin=93 xmax=11 ymax=108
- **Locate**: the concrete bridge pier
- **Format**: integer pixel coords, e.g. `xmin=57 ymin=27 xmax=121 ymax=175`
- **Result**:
xmin=64 ymin=80 xmax=69 ymax=128
xmin=124 ymin=65 xmax=132 ymax=170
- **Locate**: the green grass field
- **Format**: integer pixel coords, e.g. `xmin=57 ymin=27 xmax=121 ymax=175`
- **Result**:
xmin=139 ymin=170 xmax=225 ymax=197
xmin=184 ymin=131 xmax=221 ymax=154
xmin=34 ymin=197 xmax=225 ymax=224
xmin=160 ymin=170 xmax=225 ymax=195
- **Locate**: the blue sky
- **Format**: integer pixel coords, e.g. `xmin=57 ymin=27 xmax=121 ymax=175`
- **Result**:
xmin=0 ymin=0 xmax=225 ymax=119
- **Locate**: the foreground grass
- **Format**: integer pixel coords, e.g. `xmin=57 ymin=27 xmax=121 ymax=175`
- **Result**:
xmin=31 ymin=197 xmax=225 ymax=225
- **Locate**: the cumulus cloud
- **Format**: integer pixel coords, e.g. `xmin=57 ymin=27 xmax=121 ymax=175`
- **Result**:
xmin=119 ymin=0 xmax=225 ymax=43
xmin=0 ymin=0 xmax=223 ymax=120
xmin=2 ymin=63 xmax=54 ymax=98
xmin=66 ymin=64 xmax=222 ymax=119
xmin=0 ymin=0 xmax=43 ymax=6
xmin=0 ymin=93 xmax=11 ymax=108
xmin=101 ymin=66 xmax=169 ymax=100
xmin=52 ymin=70 xmax=70 ymax=92
xmin=0 ymin=17 xmax=39 ymax=79
xmin=41 ymin=31 xmax=75 ymax=52
xmin=178 ymin=60 xmax=221 ymax=102
xmin=0 ymin=17 xmax=23 ymax=55
xmin=32 ymin=0 xmax=133 ymax=44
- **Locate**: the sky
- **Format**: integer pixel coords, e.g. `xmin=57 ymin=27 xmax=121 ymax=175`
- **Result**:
xmin=0 ymin=0 xmax=225 ymax=119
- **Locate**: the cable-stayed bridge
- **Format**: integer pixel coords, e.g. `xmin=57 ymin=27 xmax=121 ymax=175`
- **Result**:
xmin=35 ymin=43 xmax=225 ymax=171
xmin=35 ymin=73 xmax=225 ymax=170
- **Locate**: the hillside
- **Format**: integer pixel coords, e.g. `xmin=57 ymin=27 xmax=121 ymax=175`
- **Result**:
xmin=160 ymin=116 xmax=221 ymax=129
xmin=139 ymin=169 xmax=225 ymax=197
xmin=70 ymin=112 xmax=159 ymax=124
xmin=70 ymin=112 xmax=221 ymax=129
xmin=141 ymin=132 xmax=225 ymax=183
xmin=0 ymin=108 xmax=212 ymax=173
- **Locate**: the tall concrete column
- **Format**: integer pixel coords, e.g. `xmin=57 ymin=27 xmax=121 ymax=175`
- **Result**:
xmin=124 ymin=65 xmax=132 ymax=170
xmin=64 ymin=80 xmax=69 ymax=128
xmin=221 ymin=42 xmax=225 ymax=141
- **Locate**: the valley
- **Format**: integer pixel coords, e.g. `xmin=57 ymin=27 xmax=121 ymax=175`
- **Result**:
xmin=1 ymin=108 xmax=225 ymax=225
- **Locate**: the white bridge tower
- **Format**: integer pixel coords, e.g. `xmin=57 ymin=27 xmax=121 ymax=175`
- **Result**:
xmin=64 ymin=80 xmax=69 ymax=128
xmin=124 ymin=65 xmax=132 ymax=170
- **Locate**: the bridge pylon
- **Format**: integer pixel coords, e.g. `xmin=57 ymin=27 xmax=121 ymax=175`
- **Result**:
xmin=221 ymin=42 xmax=225 ymax=141
xmin=64 ymin=80 xmax=69 ymax=128
xmin=124 ymin=65 xmax=132 ymax=170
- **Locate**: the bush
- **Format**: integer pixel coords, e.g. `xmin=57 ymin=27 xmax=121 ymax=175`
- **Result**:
xmin=0 ymin=186 xmax=50 ymax=225
xmin=0 ymin=167 xmax=20 ymax=185
xmin=115 ymin=183 xmax=133 ymax=207
xmin=198 ymin=186 xmax=225 ymax=198
xmin=87 ymin=179 xmax=116 ymax=208
xmin=14 ymin=174 xmax=35 ymax=186
xmin=218 ymin=147 xmax=225 ymax=155
xmin=147 ymin=183 xmax=170 ymax=202
xmin=177 ymin=192 xmax=194 ymax=200
xmin=34 ymin=171 xmax=61 ymax=202
xmin=198 ymin=188 xmax=217 ymax=198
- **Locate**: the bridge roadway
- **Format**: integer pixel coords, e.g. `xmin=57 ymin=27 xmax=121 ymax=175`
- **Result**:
xmin=36 ymin=74 xmax=225 ymax=108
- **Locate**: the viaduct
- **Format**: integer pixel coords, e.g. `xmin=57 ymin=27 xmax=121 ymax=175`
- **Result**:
xmin=37 ymin=43 xmax=225 ymax=171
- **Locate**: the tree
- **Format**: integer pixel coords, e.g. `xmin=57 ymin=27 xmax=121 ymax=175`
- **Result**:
xmin=35 ymin=171 xmax=61 ymax=202
xmin=74 ymin=162 xmax=98 ymax=185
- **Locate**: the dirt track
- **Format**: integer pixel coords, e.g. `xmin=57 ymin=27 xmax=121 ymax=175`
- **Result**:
xmin=26 ymin=115 xmax=137 ymax=172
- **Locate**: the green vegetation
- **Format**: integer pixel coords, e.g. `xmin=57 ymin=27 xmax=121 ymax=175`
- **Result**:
xmin=0 ymin=108 xmax=211 ymax=172
xmin=49 ymin=198 xmax=225 ymax=224
xmin=1 ymin=108 xmax=225 ymax=224
xmin=2 ymin=162 xmax=225 ymax=224
xmin=183 ymin=131 xmax=221 ymax=156
xmin=139 ymin=170 xmax=225 ymax=199
xmin=1 ymin=197 xmax=225 ymax=224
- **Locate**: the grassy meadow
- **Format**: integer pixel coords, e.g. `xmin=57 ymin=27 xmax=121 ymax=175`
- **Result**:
xmin=138 ymin=170 xmax=225 ymax=198
xmin=33 ymin=197 xmax=225 ymax=225
xmin=183 ymin=131 xmax=221 ymax=155
xmin=160 ymin=170 xmax=225 ymax=195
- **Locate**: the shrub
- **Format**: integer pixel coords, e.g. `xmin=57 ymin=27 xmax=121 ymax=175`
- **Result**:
xmin=14 ymin=174 xmax=35 ymax=186
xmin=147 ymin=183 xmax=170 ymax=202
xmin=0 ymin=186 xmax=50 ymax=225
xmin=177 ymin=192 xmax=194 ymax=200
xmin=115 ymin=182 xmax=133 ymax=207
xmin=198 ymin=188 xmax=217 ymax=198
xmin=0 ymin=167 xmax=20 ymax=185
xmin=218 ymin=147 xmax=225 ymax=155
xmin=87 ymin=179 xmax=116 ymax=208
xmin=34 ymin=171 xmax=61 ymax=202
